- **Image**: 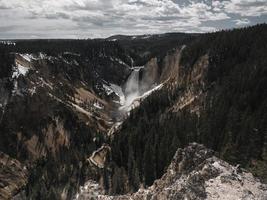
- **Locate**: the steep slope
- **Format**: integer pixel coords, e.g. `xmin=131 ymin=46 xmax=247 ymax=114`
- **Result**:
xmin=0 ymin=41 xmax=136 ymax=199
xmin=110 ymin=24 xmax=267 ymax=193
xmin=0 ymin=152 xmax=28 ymax=199
xmin=76 ymin=143 xmax=267 ymax=200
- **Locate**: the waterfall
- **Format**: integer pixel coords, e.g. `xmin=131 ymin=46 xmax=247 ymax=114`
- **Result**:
xmin=124 ymin=69 xmax=140 ymax=107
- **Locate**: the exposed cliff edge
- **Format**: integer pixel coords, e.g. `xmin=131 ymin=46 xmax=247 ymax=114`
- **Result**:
xmin=76 ymin=143 xmax=267 ymax=200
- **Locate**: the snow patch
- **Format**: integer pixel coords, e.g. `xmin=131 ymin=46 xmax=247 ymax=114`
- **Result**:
xmin=110 ymin=57 xmax=130 ymax=67
xmin=28 ymin=87 xmax=37 ymax=96
xmin=12 ymin=63 xmax=30 ymax=78
xmin=0 ymin=41 xmax=16 ymax=46
xmin=37 ymin=77 xmax=53 ymax=90
xmin=74 ymin=180 xmax=105 ymax=200
xmin=109 ymin=84 xmax=125 ymax=105
xmin=19 ymin=54 xmax=37 ymax=62
xmin=39 ymin=52 xmax=47 ymax=60
xmin=140 ymin=35 xmax=152 ymax=39
xmin=103 ymin=84 xmax=114 ymax=95
xmin=63 ymin=52 xmax=80 ymax=56
xmin=103 ymin=83 xmax=126 ymax=105
xmin=94 ymin=102 xmax=104 ymax=110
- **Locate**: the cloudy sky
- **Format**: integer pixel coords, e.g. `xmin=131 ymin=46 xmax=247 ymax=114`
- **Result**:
xmin=0 ymin=0 xmax=266 ymax=39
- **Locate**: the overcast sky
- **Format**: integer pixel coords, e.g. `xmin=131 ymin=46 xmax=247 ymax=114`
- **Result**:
xmin=0 ymin=0 xmax=266 ymax=39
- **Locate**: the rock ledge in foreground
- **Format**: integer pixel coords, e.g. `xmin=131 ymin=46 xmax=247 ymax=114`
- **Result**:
xmin=76 ymin=143 xmax=267 ymax=200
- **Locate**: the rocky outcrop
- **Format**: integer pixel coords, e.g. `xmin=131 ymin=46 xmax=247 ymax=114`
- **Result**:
xmin=0 ymin=152 xmax=28 ymax=200
xmin=88 ymin=144 xmax=111 ymax=169
xmin=170 ymin=53 xmax=209 ymax=114
xmin=76 ymin=143 xmax=267 ymax=200
xmin=160 ymin=48 xmax=182 ymax=82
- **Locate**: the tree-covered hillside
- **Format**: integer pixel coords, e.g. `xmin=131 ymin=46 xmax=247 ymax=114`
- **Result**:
xmin=111 ymin=24 xmax=267 ymax=191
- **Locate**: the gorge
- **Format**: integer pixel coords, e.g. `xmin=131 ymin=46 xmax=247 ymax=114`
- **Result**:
xmin=0 ymin=24 xmax=267 ymax=200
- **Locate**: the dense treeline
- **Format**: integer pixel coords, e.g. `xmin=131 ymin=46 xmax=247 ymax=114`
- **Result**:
xmin=0 ymin=40 xmax=132 ymax=85
xmin=1 ymin=39 xmax=126 ymax=58
xmin=110 ymin=24 xmax=267 ymax=192
xmin=115 ymin=33 xmax=197 ymax=66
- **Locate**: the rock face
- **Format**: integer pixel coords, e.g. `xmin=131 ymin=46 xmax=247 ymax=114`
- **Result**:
xmin=159 ymin=48 xmax=183 ymax=82
xmin=140 ymin=57 xmax=159 ymax=93
xmin=76 ymin=143 xmax=267 ymax=200
xmin=0 ymin=152 xmax=28 ymax=200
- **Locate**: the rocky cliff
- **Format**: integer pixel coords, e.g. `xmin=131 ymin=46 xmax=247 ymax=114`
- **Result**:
xmin=0 ymin=152 xmax=28 ymax=199
xmin=76 ymin=143 xmax=267 ymax=200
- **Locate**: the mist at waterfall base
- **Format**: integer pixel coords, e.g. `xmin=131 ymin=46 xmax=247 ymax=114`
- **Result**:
xmin=117 ymin=68 xmax=161 ymax=114
xmin=124 ymin=69 xmax=140 ymax=106
xmin=119 ymin=68 xmax=144 ymax=112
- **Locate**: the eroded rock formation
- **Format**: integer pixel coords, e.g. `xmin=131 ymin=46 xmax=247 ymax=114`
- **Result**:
xmin=76 ymin=144 xmax=267 ymax=200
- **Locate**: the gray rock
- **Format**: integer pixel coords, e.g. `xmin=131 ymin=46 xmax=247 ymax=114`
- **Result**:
xmin=75 ymin=143 xmax=267 ymax=200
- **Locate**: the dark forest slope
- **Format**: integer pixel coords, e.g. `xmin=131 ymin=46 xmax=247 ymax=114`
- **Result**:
xmin=110 ymin=24 xmax=267 ymax=192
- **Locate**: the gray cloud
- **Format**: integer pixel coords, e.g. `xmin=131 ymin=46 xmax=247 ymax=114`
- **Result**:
xmin=234 ymin=18 xmax=250 ymax=26
xmin=0 ymin=5 xmax=10 ymax=9
xmin=0 ymin=0 xmax=266 ymax=39
xmin=0 ymin=25 xmax=19 ymax=32
xmin=213 ymin=0 xmax=267 ymax=17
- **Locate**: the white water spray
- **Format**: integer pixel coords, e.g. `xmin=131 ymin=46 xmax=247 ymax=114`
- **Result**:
xmin=123 ymin=69 xmax=140 ymax=107
xmin=118 ymin=65 xmax=161 ymax=113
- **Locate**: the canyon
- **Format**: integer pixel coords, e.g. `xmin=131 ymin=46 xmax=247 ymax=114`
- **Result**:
xmin=0 ymin=24 xmax=267 ymax=199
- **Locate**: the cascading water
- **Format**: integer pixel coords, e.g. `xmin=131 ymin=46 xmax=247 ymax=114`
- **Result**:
xmin=123 ymin=69 xmax=140 ymax=108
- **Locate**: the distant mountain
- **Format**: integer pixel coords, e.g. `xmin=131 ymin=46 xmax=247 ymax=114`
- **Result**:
xmin=106 ymin=32 xmax=199 ymax=41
